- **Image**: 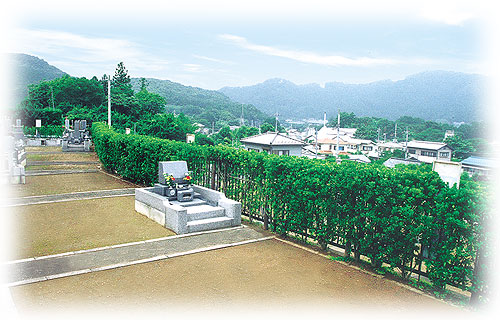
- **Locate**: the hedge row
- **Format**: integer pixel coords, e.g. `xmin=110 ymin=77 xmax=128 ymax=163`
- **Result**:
xmin=23 ymin=125 xmax=64 ymax=137
xmin=92 ymin=122 xmax=489 ymax=300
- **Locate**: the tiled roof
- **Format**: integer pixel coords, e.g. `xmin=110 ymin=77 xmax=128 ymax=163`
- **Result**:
xmin=241 ymin=132 xmax=304 ymax=146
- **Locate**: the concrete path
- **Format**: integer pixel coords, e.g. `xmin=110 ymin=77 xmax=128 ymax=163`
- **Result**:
xmin=27 ymin=160 xmax=100 ymax=166
xmin=5 ymin=226 xmax=273 ymax=287
xmin=4 ymin=188 xmax=136 ymax=207
xmin=26 ymin=169 xmax=100 ymax=176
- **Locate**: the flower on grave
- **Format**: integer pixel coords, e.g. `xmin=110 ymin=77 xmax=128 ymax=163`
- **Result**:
xmin=163 ymin=173 xmax=176 ymax=187
xmin=183 ymin=172 xmax=192 ymax=184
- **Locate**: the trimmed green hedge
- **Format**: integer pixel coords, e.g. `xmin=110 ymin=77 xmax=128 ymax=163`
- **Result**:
xmin=23 ymin=125 xmax=64 ymax=137
xmin=92 ymin=122 xmax=489 ymax=300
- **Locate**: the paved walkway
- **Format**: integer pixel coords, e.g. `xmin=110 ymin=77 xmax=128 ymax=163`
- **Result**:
xmin=4 ymin=188 xmax=136 ymax=207
xmin=5 ymin=226 xmax=273 ymax=287
xmin=27 ymin=160 xmax=100 ymax=166
xmin=26 ymin=169 xmax=100 ymax=176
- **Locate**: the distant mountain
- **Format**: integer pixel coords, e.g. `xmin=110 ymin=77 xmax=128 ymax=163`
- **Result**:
xmin=131 ymin=77 xmax=268 ymax=126
xmin=8 ymin=53 xmax=68 ymax=105
xmin=219 ymin=71 xmax=485 ymax=123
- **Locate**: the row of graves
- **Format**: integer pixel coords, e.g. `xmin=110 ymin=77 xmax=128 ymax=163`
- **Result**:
xmin=1 ymin=119 xmax=27 ymax=184
xmin=135 ymin=161 xmax=242 ymax=234
xmin=62 ymin=119 xmax=91 ymax=152
xmin=1 ymin=118 xmax=92 ymax=184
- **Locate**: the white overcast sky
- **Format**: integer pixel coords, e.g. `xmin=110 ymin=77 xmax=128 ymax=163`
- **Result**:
xmin=1 ymin=0 xmax=498 ymax=90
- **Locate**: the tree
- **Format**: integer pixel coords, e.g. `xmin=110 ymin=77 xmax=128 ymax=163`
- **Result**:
xmin=112 ymin=62 xmax=134 ymax=96
xmin=444 ymin=135 xmax=476 ymax=160
xmin=139 ymin=77 xmax=149 ymax=91
xmin=213 ymin=125 xmax=233 ymax=144
xmin=260 ymin=123 xmax=274 ymax=133
xmin=135 ymin=85 xmax=166 ymax=115
xmin=136 ymin=113 xmax=195 ymax=141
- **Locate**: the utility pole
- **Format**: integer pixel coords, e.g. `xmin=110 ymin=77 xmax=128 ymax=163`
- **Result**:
xmin=405 ymin=127 xmax=409 ymax=159
xmin=394 ymin=123 xmax=398 ymax=142
xmin=336 ymin=110 xmax=340 ymax=156
xmin=315 ymin=128 xmax=318 ymax=159
xmin=383 ymin=132 xmax=387 ymax=143
xmin=241 ymin=104 xmax=244 ymax=126
xmin=323 ymin=112 xmax=327 ymax=127
xmin=50 ymin=86 xmax=55 ymax=110
xmin=274 ymin=112 xmax=279 ymax=132
xmin=107 ymin=75 xmax=111 ymax=128
xmin=377 ymin=128 xmax=380 ymax=142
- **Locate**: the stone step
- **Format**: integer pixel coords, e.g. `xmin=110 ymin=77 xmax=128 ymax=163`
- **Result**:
xmin=186 ymin=205 xmax=225 ymax=221
xmin=169 ymin=198 xmax=207 ymax=207
xmin=186 ymin=216 xmax=233 ymax=233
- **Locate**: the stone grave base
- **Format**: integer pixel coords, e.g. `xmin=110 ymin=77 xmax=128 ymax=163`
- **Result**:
xmin=62 ymin=140 xmax=91 ymax=152
xmin=135 ymin=184 xmax=241 ymax=234
xmin=26 ymin=138 xmax=61 ymax=147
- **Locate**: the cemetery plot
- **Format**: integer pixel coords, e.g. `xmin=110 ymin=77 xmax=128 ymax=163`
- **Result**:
xmin=9 ymin=172 xmax=137 ymax=197
xmin=10 ymin=238 xmax=455 ymax=313
xmin=26 ymin=152 xmax=99 ymax=162
xmin=25 ymin=164 xmax=100 ymax=172
xmin=9 ymin=197 xmax=175 ymax=260
xmin=25 ymin=146 xmax=60 ymax=153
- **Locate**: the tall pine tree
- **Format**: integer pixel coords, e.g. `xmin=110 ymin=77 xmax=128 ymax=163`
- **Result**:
xmin=112 ymin=62 xmax=133 ymax=96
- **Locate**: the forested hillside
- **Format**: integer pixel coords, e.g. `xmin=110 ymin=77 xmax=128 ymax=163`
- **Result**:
xmin=220 ymin=71 xmax=485 ymax=123
xmin=9 ymin=53 xmax=68 ymax=105
xmin=130 ymin=78 xmax=268 ymax=127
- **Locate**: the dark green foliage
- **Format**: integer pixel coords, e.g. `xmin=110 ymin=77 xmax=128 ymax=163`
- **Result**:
xmin=136 ymin=113 xmax=195 ymax=141
xmin=23 ymin=125 xmax=64 ymax=137
xmin=130 ymin=77 xmax=268 ymax=129
xmin=15 ymin=75 xmax=106 ymax=126
xmin=444 ymin=135 xmax=477 ymax=160
xmin=92 ymin=122 xmax=489 ymax=302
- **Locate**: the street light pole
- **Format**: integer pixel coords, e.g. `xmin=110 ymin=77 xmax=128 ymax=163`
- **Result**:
xmin=107 ymin=75 xmax=111 ymax=128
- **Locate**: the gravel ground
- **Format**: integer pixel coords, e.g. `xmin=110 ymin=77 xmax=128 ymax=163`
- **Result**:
xmin=8 ymin=196 xmax=175 ymax=260
xmin=9 ymin=172 xmax=137 ymax=197
xmin=9 ymin=238 xmax=461 ymax=317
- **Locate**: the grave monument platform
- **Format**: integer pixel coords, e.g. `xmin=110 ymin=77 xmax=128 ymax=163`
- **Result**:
xmin=62 ymin=119 xmax=91 ymax=152
xmin=135 ymin=161 xmax=241 ymax=234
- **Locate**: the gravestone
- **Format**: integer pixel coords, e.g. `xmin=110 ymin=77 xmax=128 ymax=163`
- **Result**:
xmin=153 ymin=161 xmax=194 ymax=202
xmin=62 ymin=119 xmax=90 ymax=152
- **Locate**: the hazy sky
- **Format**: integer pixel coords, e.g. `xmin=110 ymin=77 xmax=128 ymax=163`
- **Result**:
xmin=3 ymin=0 xmax=493 ymax=90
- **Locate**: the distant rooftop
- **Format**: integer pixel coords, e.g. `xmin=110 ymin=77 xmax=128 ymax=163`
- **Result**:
xmin=383 ymin=157 xmax=421 ymax=168
xmin=406 ymin=140 xmax=451 ymax=151
xmin=240 ymin=132 xmax=304 ymax=146
xmin=461 ymin=156 xmax=497 ymax=168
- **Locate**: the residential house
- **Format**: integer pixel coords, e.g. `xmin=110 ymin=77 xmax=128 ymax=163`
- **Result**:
xmin=461 ymin=156 xmax=496 ymax=179
xmin=406 ymin=140 xmax=453 ymax=163
xmin=377 ymin=141 xmax=405 ymax=154
xmin=240 ymin=132 xmax=304 ymax=156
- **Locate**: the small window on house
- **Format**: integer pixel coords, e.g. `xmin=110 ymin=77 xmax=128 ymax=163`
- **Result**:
xmin=421 ymin=151 xmax=437 ymax=157
xmin=280 ymin=150 xmax=289 ymax=155
xmin=408 ymin=149 xmax=416 ymax=154
xmin=363 ymin=146 xmax=373 ymax=151
xmin=439 ymin=152 xmax=449 ymax=158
